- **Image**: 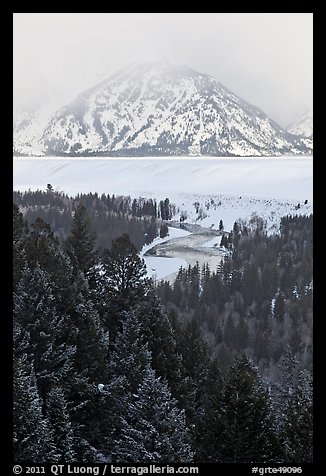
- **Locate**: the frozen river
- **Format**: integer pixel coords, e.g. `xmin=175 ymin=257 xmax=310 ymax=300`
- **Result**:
xmin=13 ymin=156 xmax=313 ymax=281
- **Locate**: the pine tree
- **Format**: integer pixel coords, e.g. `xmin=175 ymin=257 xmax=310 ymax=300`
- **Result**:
xmin=65 ymin=204 xmax=97 ymax=275
xmin=65 ymin=276 xmax=110 ymax=457
xmin=13 ymin=355 xmax=57 ymax=463
xmin=282 ymin=370 xmax=313 ymax=463
xmin=194 ymin=358 xmax=224 ymax=462
xmin=201 ymin=355 xmax=279 ymax=463
xmin=109 ymin=312 xmax=151 ymax=394
xmin=14 ymin=265 xmax=75 ymax=400
xmin=177 ymin=318 xmax=210 ymax=422
xmin=101 ymin=233 xmax=149 ymax=339
xmin=13 ymin=203 xmax=28 ymax=288
xmin=133 ymin=290 xmax=183 ymax=399
xmin=274 ymin=351 xmax=313 ymax=463
xmin=103 ymin=316 xmax=153 ymax=459
xmin=46 ymin=386 xmax=77 ymax=462
xmin=160 ymin=222 xmax=169 ymax=239
xmin=24 ymin=217 xmax=76 ymax=312
xmin=114 ymin=365 xmax=193 ymax=463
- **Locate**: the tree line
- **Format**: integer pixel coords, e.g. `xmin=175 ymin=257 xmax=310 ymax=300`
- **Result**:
xmin=13 ymin=189 xmax=175 ymax=251
xmin=157 ymin=215 xmax=313 ymax=381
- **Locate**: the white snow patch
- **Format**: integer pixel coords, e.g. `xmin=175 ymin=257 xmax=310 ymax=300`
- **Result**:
xmin=140 ymin=226 xmax=190 ymax=281
xmin=144 ymin=256 xmax=187 ymax=282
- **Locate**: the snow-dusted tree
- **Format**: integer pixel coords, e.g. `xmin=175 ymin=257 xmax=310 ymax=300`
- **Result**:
xmin=274 ymin=351 xmax=313 ymax=463
xmin=46 ymin=386 xmax=77 ymax=462
xmin=98 ymin=312 xmax=152 ymax=458
xmin=101 ymin=233 xmax=149 ymax=339
xmin=177 ymin=318 xmax=210 ymax=423
xmin=133 ymin=290 xmax=182 ymax=398
xmin=114 ymin=365 xmax=193 ymax=463
xmin=201 ymin=355 xmax=279 ymax=463
xmin=282 ymin=369 xmax=313 ymax=463
xmin=109 ymin=311 xmax=151 ymax=393
xmin=65 ymin=203 xmax=97 ymax=275
xmin=14 ymin=265 xmax=75 ymax=400
xmin=13 ymin=203 xmax=28 ymax=288
xmin=24 ymin=216 xmax=77 ymax=315
xmin=13 ymin=355 xmax=56 ymax=463
xmin=71 ymin=293 xmax=109 ymax=384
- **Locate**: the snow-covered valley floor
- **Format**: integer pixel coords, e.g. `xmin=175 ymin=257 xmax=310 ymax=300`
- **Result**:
xmin=13 ymin=156 xmax=313 ymax=280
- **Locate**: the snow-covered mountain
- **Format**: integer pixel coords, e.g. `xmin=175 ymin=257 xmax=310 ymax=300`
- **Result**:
xmin=288 ymin=110 xmax=313 ymax=138
xmin=14 ymin=59 xmax=313 ymax=156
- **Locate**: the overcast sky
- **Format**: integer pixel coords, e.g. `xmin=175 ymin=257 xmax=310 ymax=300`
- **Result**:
xmin=13 ymin=13 xmax=313 ymax=127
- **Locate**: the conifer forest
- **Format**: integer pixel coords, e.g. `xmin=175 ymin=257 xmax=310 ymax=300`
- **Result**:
xmin=13 ymin=190 xmax=313 ymax=464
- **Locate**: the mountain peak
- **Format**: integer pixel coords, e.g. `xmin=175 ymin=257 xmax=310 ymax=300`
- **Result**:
xmin=14 ymin=60 xmax=313 ymax=157
xmin=288 ymin=109 xmax=313 ymax=138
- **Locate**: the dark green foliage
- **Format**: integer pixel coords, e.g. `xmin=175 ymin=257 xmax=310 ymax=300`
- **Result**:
xmin=159 ymin=198 xmax=172 ymax=220
xmin=13 ymin=189 xmax=159 ymax=250
xmin=132 ymin=290 xmax=183 ymax=400
xmin=114 ymin=366 xmax=193 ymax=463
xmin=273 ymin=351 xmax=313 ymax=463
xmin=65 ymin=204 xmax=97 ymax=275
xmin=196 ymin=355 xmax=280 ymax=463
xmin=13 ymin=356 xmax=57 ymax=463
xmin=101 ymin=234 xmax=149 ymax=339
xmin=46 ymin=386 xmax=77 ymax=462
xmin=160 ymin=222 xmax=169 ymax=238
xmin=177 ymin=319 xmax=211 ymax=422
xmin=13 ymin=204 xmax=28 ymax=288
xmin=157 ymin=215 xmax=313 ymax=373
xmin=282 ymin=370 xmax=313 ymax=463
xmin=109 ymin=312 xmax=151 ymax=394
xmin=14 ymin=265 xmax=75 ymax=400
xmin=12 ymin=204 xmax=312 ymax=464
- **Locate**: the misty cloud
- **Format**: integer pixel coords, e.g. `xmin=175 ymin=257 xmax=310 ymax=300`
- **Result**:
xmin=13 ymin=13 xmax=313 ymax=127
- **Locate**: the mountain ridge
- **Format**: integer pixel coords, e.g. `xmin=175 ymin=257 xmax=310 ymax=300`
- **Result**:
xmin=288 ymin=109 xmax=313 ymax=138
xmin=14 ymin=59 xmax=313 ymax=157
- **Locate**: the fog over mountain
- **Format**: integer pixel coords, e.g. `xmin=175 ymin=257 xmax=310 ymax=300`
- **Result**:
xmin=13 ymin=13 xmax=313 ymax=129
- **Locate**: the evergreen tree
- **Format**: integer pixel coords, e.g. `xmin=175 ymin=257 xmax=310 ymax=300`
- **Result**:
xmin=282 ymin=370 xmax=313 ymax=463
xmin=101 ymin=234 xmax=149 ymax=338
xmin=13 ymin=355 xmax=56 ymax=463
xmin=201 ymin=355 xmax=279 ymax=463
xmin=65 ymin=204 xmax=97 ymax=275
xmin=109 ymin=312 xmax=151 ymax=394
xmin=194 ymin=358 xmax=224 ymax=462
xmin=274 ymin=351 xmax=313 ymax=463
xmin=160 ymin=222 xmax=169 ymax=239
xmin=60 ymin=273 xmax=111 ymax=457
xmin=177 ymin=319 xmax=210 ymax=422
xmin=24 ymin=217 xmax=76 ymax=313
xmin=14 ymin=265 xmax=75 ymax=400
xmin=133 ymin=290 xmax=183 ymax=399
xmin=114 ymin=365 xmax=193 ymax=463
xmin=103 ymin=316 xmax=153 ymax=459
xmin=13 ymin=203 xmax=28 ymax=288
xmin=220 ymin=233 xmax=228 ymax=248
xmin=46 ymin=386 xmax=77 ymax=463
